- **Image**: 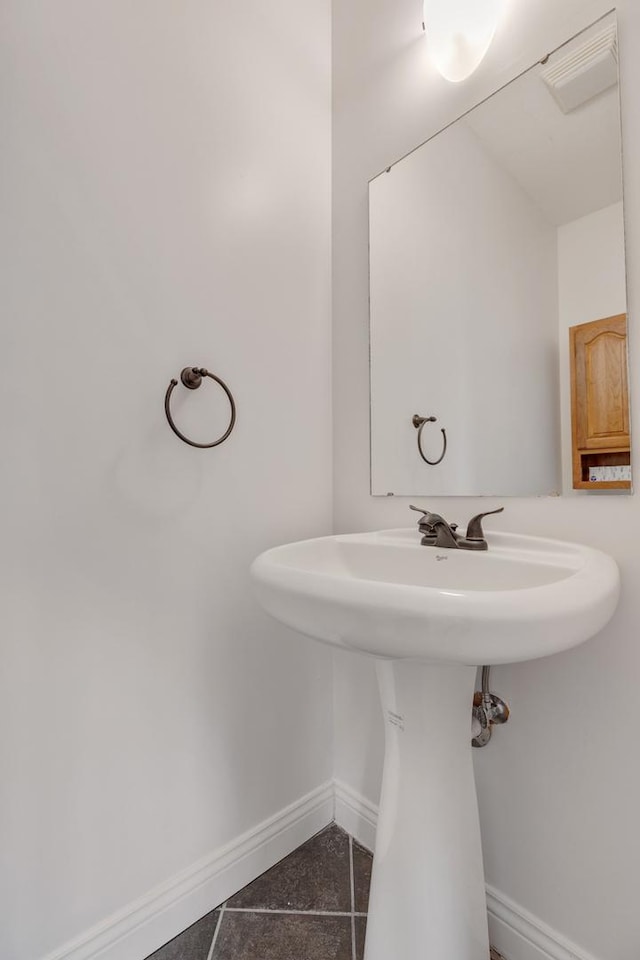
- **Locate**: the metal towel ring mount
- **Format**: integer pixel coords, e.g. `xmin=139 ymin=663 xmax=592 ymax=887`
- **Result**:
xmin=165 ymin=367 xmax=236 ymax=448
xmin=412 ymin=414 xmax=447 ymax=465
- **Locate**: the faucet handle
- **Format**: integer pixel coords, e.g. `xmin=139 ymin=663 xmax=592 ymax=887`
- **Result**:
xmin=409 ymin=507 xmax=459 ymax=550
xmin=409 ymin=504 xmax=434 ymax=534
xmin=409 ymin=505 xmax=441 ymax=527
xmin=465 ymin=507 xmax=504 ymax=541
xmin=409 ymin=505 xmax=437 ymax=543
xmin=409 ymin=505 xmax=458 ymax=531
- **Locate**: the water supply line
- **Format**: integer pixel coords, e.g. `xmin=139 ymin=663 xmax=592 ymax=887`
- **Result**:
xmin=472 ymin=665 xmax=510 ymax=747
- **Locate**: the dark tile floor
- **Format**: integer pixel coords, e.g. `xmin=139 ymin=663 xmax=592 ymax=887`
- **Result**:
xmin=145 ymin=823 xmax=505 ymax=960
xmin=145 ymin=825 xmax=369 ymax=960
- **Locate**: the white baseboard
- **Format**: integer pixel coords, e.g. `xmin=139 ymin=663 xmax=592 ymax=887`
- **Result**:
xmin=333 ymin=778 xmax=377 ymax=852
xmin=41 ymin=781 xmax=334 ymax=960
xmin=486 ymin=886 xmax=601 ymax=960
xmin=333 ymin=780 xmax=601 ymax=960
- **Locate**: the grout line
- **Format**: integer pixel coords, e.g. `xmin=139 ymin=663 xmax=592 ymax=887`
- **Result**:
xmin=349 ymin=836 xmax=357 ymax=960
xmin=206 ymin=901 xmax=226 ymax=960
xmin=223 ymin=907 xmax=368 ymax=917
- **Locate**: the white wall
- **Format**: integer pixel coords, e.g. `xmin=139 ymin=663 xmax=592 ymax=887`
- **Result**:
xmin=558 ymin=202 xmax=628 ymax=492
xmin=370 ymin=121 xmax=559 ymax=497
xmin=0 ymin=3 xmax=332 ymax=959
xmin=333 ymin=1 xmax=640 ymax=958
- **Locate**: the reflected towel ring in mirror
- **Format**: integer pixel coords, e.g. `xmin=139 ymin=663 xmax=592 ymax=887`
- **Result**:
xmin=165 ymin=367 xmax=236 ymax=448
xmin=412 ymin=414 xmax=447 ymax=465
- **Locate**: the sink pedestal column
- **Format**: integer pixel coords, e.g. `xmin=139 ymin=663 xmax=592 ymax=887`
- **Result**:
xmin=364 ymin=660 xmax=489 ymax=960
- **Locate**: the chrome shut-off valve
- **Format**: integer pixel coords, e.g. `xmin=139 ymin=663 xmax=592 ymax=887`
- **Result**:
xmin=472 ymin=667 xmax=510 ymax=747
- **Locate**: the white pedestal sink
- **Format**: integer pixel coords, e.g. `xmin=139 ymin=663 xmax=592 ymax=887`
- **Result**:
xmin=250 ymin=528 xmax=620 ymax=960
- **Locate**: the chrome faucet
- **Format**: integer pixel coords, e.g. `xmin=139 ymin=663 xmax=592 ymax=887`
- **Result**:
xmin=409 ymin=505 xmax=504 ymax=551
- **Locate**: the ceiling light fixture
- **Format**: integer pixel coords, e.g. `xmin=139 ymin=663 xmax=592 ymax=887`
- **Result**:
xmin=422 ymin=0 xmax=506 ymax=83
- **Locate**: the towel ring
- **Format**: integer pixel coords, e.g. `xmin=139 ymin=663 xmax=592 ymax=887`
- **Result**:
xmin=412 ymin=414 xmax=447 ymax=466
xmin=165 ymin=367 xmax=236 ymax=449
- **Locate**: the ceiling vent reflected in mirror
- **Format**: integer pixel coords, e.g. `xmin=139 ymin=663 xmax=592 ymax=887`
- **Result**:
xmin=542 ymin=24 xmax=618 ymax=113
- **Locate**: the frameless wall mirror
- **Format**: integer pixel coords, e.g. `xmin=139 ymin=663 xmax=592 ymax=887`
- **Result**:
xmin=369 ymin=11 xmax=631 ymax=497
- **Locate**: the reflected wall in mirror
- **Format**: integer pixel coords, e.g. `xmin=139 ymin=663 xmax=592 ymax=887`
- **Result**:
xmin=369 ymin=12 xmax=630 ymax=497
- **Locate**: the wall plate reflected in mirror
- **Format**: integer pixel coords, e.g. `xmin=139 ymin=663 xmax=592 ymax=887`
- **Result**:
xmin=369 ymin=11 xmax=631 ymax=497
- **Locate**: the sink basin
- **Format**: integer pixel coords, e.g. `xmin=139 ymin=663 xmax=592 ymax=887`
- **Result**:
xmin=251 ymin=527 xmax=619 ymax=664
xmin=251 ymin=527 xmax=620 ymax=960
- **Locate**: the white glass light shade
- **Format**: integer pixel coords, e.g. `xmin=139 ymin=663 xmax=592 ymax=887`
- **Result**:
xmin=423 ymin=0 xmax=505 ymax=82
